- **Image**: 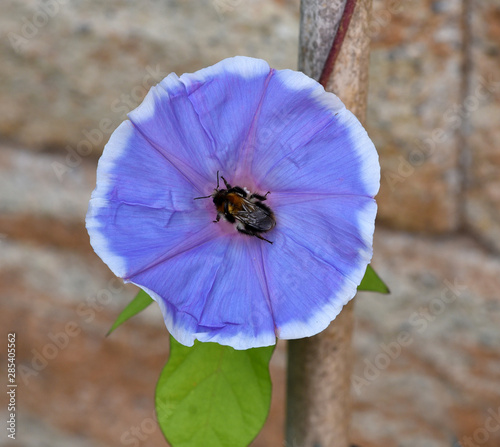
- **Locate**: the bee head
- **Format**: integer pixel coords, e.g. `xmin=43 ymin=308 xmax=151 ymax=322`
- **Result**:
xmin=193 ymin=171 xmax=229 ymax=204
xmin=212 ymin=189 xmax=228 ymax=207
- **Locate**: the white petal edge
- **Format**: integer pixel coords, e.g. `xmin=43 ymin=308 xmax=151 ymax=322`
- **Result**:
xmin=86 ymin=121 xmax=138 ymax=279
xmin=274 ymin=68 xmax=345 ymax=113
xmin=179 ymin=55 xmax=271 ymax=87
xmin=132 ymin=282 xmax=197 ymax=347
xmin=86 ymin=199 xmax=128 ymax=278
xmin=133 ymin=283 xmax=277 ymax=350
xmin=340 ymin=111 xmax=381 ymax=198
xmin=90 ymin=121 xmax=135 ymax=200
xmin=196 ymin=328 xmax=277 ymax=351
xmin=271 ymin=67 xmax=380 ymax=198
xmin=131 ymin=72 xmax=183 ymax=123
xmin=277 ymin=277 xmax=355 ymax=340
xmin=277 ymin=198 xmax=377 ymax=340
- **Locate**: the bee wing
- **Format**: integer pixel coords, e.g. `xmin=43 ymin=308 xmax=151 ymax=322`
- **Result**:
xmin=234 ymin=198 xmax=275 ymax=231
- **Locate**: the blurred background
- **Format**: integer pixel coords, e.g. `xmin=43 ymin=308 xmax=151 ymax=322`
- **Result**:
xmin=1 ymin=0 xmax=499 ymax=446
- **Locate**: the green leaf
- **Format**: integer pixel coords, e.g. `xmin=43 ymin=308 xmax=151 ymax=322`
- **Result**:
xmin=358 ymin=264 xmax=390 ymax=294
xmin=156 ymin=337 xmax=274 ymax=447
xmin=106 ymin=289 xmax=153 ymax=336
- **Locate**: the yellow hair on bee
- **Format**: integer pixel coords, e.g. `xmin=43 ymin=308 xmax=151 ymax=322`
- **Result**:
xmin=226 ymin=193 xmax=244 ymax=214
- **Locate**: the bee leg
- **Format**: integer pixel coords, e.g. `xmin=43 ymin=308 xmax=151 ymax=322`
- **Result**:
xmin=229 ymin=186 xmax=247 ymax=197
xmin=255 ymin=233 xmax=273 ymax=244
xmin=213 ymin=213 xmax=221 ymax=223
xmin=236 ymin=226 xmax=273 ymax=244
xmin=250 ymin=191 xmax=271 ymax=201
xmin=221 ymin=175 xmax=231 ymax=189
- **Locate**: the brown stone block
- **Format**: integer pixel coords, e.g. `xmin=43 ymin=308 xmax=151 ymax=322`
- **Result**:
xmin=464 ymin=0 xmax=500 ymax=252
xmin=367 ymin=0 xmax=462 ymax=232
xmin=3 ymin=226 xmax=500 ymax=446
xmin=0 ymin=239 xmax=287 ymax=447
xmin=1 ymin=0 xmax=299 ymax=152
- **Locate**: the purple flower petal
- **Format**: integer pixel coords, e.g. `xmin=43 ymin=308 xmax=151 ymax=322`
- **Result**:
xmin=87 ymin=56 xmax=381 ymax=350
xmin=273 ymin=194 xmax=376 ymax=279
xmin=178 ymin=56 xmax=272 ymax=179
xmin=246 ymin=68 xmax=379 ymax=198
xmin=130 ymin=237 xmax=276 ymax=349
xmin=87 ymin=121 xmax=221 ymax=279
xmin=127 ymin=73 xmax=219 ymax=188
xmin=264 ymin=194 xmax=376 ymax=338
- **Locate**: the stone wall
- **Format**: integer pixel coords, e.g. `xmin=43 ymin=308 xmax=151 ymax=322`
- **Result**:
xmin=367 ymin=0 xmax=500 ymax=251
xmin=464 ymin=0 xmax=500 ymax=252
xmin=367 ymin=0 xmax=463 ymax=233
xmin=1 ymin=0 xmax=299 ymax=151
xmin=1 ymin=1 xmax=500 ymax=446
xmin=2 ymin=141 xmax=499 ymax=447
xmin=2 ymin=0 xmax=499 ymax=249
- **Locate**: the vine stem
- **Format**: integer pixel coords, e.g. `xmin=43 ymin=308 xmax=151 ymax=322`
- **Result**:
xmin=287 ymin=1 xmax=373 ymax=446
xmin=319 ymin=0 xmax=358 ymax=88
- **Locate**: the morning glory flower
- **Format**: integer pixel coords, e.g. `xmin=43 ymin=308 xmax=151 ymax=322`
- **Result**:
xmin=86 ymin=56 xmax=379 ymax=350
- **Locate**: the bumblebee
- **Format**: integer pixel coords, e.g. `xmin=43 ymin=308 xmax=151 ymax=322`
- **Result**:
xmin=195 ymin=172 xmax=276 ymax=244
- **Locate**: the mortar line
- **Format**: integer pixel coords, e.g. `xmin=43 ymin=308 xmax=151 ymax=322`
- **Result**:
xmin=458 ymin=0 xmax=473 ymax=231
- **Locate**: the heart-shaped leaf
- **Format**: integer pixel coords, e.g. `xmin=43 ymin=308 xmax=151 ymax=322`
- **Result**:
xmin=156 ymin=336 xmax=274 ymax=447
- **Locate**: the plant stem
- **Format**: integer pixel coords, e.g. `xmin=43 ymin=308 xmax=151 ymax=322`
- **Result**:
xmin=287 ymin=1 xmax=373 ymax=446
